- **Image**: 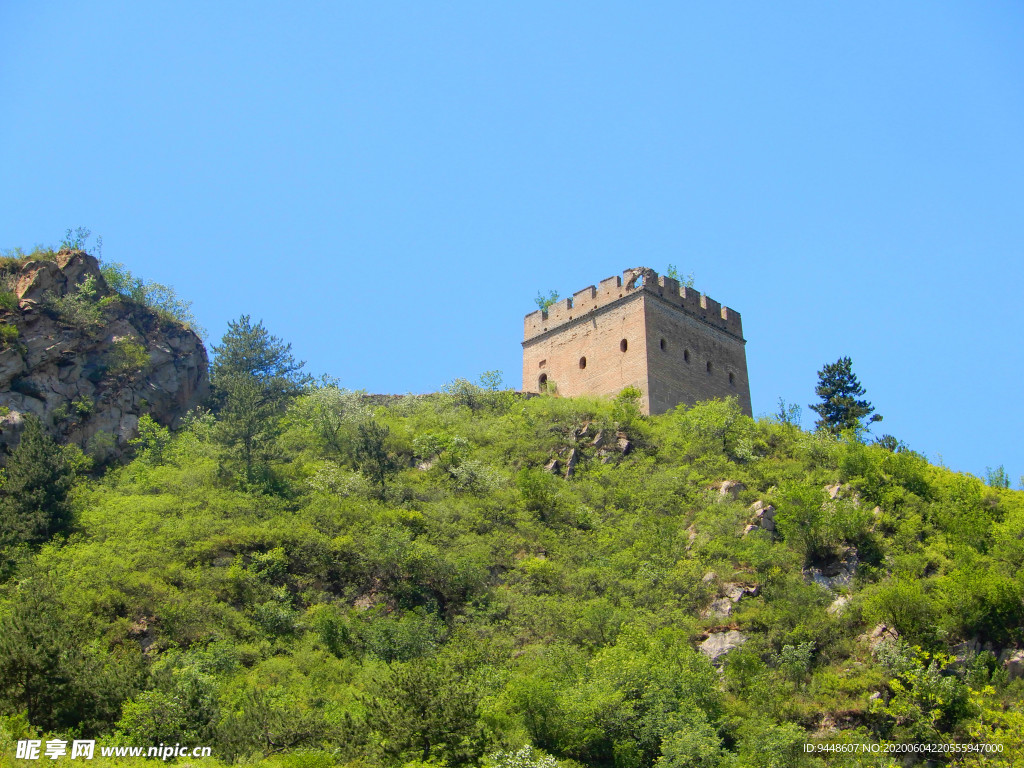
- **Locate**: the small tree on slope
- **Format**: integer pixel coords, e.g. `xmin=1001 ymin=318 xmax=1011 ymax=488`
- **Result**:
xmin=0 ymin=415 xmax=73 ymax=550
xmin=211 ymin=315 xmax=311 ymax=485
xmin=809 ymin=356 xmax=882 ymax=435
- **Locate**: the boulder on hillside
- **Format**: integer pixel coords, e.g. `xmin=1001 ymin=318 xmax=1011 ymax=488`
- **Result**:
xmin=700 ymin=630 xmax=747 ymax=662
xmin=750 ymin=500 xmax=776 ymax=531
xmin=716 ymin=480 xmax=746 ymax=500
xmin=804 ymin=549 xmax=859 ymax=591
xmin=860 ymin=623 xmax=899 ymax=652
xmin=826 ymin=595 xmax=850 ymax=616
xmin=1001 ymin=649 xmax=1024 ymax=681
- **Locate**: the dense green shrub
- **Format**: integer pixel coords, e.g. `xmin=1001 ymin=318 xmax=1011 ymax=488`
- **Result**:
xmin=105 ymin=338 xmax=150 ymax=376
xmin=100 ymin=261 xmax=202 ymax=334
xmin=0 ymin=415 xmax=74 ymax=556
xmin=0 ymin=379 xmax=1018 ymax=766
xmin=0 ymin=324 xmax=17 ymax=346
xmin=46 ymin=274 xmax=104 ymax=327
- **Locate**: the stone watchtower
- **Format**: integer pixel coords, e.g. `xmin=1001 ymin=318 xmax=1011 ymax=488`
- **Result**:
xmin=522 ymin=267 xmax=751 ymax=416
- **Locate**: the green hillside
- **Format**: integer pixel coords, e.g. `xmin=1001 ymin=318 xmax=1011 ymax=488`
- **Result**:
xmin=1 ymin=335 xmax=1023 ymax=766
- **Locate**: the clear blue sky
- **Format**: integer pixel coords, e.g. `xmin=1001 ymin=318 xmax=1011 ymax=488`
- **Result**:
xmin=2 ymin=2 xmax=1022 ymax=483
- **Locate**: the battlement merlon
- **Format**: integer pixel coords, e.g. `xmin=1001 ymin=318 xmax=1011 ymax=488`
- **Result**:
xmin=523 ymin=267 xmax=744 ymax=342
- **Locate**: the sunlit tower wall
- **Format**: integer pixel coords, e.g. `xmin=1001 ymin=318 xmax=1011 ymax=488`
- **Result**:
xmin=522 ymin=267 xmax=751 ymax=416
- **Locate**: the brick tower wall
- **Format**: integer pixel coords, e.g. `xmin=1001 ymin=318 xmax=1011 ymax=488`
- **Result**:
xmin=521 ymin=289 xmax=653 ymax=412
xmin=643 ymin=293 xmax=752 ymax=416
xmin=522 ymin=268 xmax=751 ymax=416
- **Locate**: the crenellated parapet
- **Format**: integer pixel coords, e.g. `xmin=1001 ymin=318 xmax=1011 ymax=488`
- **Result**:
xmin=523 ymin=267 xmax=743 ymax=342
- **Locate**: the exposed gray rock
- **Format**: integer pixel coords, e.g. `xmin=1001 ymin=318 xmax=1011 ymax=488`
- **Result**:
xmin=723 ymin=582 xmax=758 ymax=602
xmin=703 ymin=582 xmax=758 ymax=619
xmin=15 ymin=261 xmax=65 ymax=307
xmin=0 ymin=250 xmax=208 ymax=462
xmin=717 ymin=480 xmax=746 ymax=500
xmin=825 ymin=483 xmax=861 ymax=506
xmin=805 ymin=550 xmax=859 ymax=591
xmin=615 ymin=431 xmax=632 ymax=455
xmin=56 ymin=250 xmax=108 ymax=293
xmin=750 ymin=500 xmax=777 ymax=531
xmin=702 ymin=597 xmax=734 ymax=619
xmin=1001 ymin=649 xmax=1024 ymax=681
xmin=952 ymin=638 xmax=981 ymax=658
xmin=565 ymin=447 xmax=579 ymax=478
xmin=859 ymin=623 xmax=898 ymax=652
xmin=700 ymin=630 xmax=747 ymax=662
xmin=827 ymin=595 xmax=850 ymax=616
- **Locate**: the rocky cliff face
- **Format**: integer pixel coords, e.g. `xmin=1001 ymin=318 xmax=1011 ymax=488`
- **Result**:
xmin=0 ymin=250 xmax=209 ymax=461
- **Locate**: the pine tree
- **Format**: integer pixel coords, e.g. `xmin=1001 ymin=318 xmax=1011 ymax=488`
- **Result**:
xmin=809 ymin=356 xmax=882 ymax=435
xmin=0 ymin=415 xmax=73 ymax=550
xmin=354 ymin=420 xmax=399 ymax=497
xmin=211 ymin=316 xmax=310 ymax=484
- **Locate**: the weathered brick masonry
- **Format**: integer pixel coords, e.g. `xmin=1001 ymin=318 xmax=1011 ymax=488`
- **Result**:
xmin=522 ymin=267 xmax=751 ymax=416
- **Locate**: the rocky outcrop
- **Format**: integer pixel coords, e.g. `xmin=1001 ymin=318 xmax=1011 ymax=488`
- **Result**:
xmin=826 ymin=595 xmax=850 ymax=616
xmin=715 ymin=480 xmax=746 ymax=500
xmin=1002 ymin=649 xmax=1024 ymax=681
xmin=0 ymin=250 xmax=208 ymax=461
xmin=805 ymin=548 xmax=859 ymax=591
xmin=859 ymin=623 xmax=898 ymax=652
xmin=699 ymin=630 xmax=747 ymax=662
xmin=701 ymin=580 xmax=759 ymax=619
xmin=543 ymin=420 xmax=635 ymax=477
xmin=749 ymin=499 xmax=776 ymax=532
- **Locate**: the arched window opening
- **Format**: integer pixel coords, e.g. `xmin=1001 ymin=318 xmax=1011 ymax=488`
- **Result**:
xmin=684 ymin=349 xmax=690 ymax=363
xmin=660 ymin=338 xmax=666 ymax=351
xmin=579 ymin=357 xmax=587 ymax=369
xmin=620 ymin=339 xmax=628 ymax=352
xmin=539 ymin=373 xmax=548 ymax=390
xmin=706 ymin=361 xmax=713 ymax=374
xmin=729 ymin=372 xmax=735 ymax=386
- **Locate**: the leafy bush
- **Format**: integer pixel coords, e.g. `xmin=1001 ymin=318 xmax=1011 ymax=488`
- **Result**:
xmin=774 ymin=482 xmax=872 ymax=564
xmin=106 ymin=338 xmax=150 ymax=376
xmin=872 ymin=640 xmax=972 ymax=742
xmin=486 ymin=745 xmax=560 ymax=768
xmin=100 ymin=261 xmax=203 ymax=334
xmin=0 ymin=415 xmax=73 ymax=554
xmin=60 ymin=226 xmax=93 ymax=251
xmin=0 ymin=344 xmax=1020 ymax=766
xmin=128 ymin=414 xmax=171 ymax=463
xmin=85 ymin=430 xmax=118 ymax=463
xmin=47 ymin=274 xmax=104 ymax=327
xmin=863 ymin=577 xmax=936 ymax=644
xmin=0 ymin=324 xmax=17 ymax=347
xmin=443 ymin=371 xmax=514 ymax=413
xmin=0 ymin=245 xmax=58 ymax=264
xmin=450 ymin=459 xmax=503 ymax=494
